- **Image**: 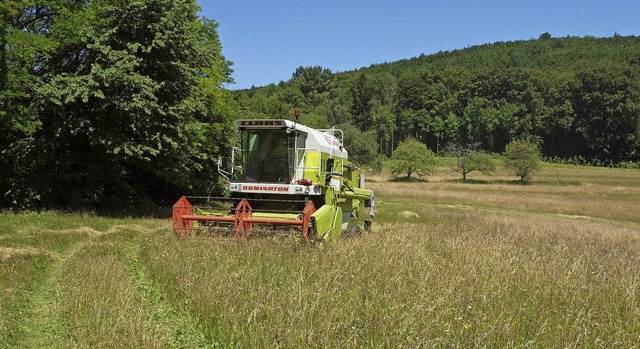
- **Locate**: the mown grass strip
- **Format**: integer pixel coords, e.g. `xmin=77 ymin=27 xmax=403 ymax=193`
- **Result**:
xmin=13 ymin=259 xmax=69 ymax=349
xmin=0 ymin=226 xmax=92 ymax=348
xmin=0 ymin=254 xmax=54 ymax=348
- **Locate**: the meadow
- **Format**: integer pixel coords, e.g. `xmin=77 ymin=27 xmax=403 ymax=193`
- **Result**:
xmin=1 ymin=164 xmax=639 ymax=348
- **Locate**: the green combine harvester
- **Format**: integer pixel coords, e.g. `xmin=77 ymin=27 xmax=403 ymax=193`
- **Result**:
xmin=172 ymin=117 xmax=375 ymax=241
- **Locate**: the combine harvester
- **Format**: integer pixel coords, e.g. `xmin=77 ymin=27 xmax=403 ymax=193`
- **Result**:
xmin=172 ymin=114 xmax=374 ymax=241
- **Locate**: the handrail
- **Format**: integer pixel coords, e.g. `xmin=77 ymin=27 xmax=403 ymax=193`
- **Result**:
xmin=295 ymin=148 xmax=345 ymax=176
xmin=295 ymin=148 xmax=322 ymax=174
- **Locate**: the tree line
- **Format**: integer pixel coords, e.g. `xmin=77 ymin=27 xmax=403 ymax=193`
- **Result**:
xmin=234 ymin=34 xmax=640 ymax=169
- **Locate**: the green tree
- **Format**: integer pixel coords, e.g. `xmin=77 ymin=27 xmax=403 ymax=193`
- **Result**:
xmin=291 ymin=66 xmax=333 ymax=94
xmin=339 ymin=122 xmax=378 ymax=167
xmin=3 ymin=0 xmax=233 ymax=210
xmin=315 ymin=87 xmax=352 ymax=126
xmin=445 ymin=143 xmax=496 ymax=180
xmin=388 ymin=138 xmax=437 ymax=179
xmin=290 ymin=66 xmax=333 ymax=105
xmin=1 ymin=0 xmax=62 ymax=207
xmin=572 ymin=65 xmax=640 ymax=163
xmin=371 ymin=101 xmax=396 ymax=156
xmin=503 ymin=139 xmax=542 ymax=181
xmin=0 ymin=0 xmax=57 ymax=143
xmin=351 ymin=73 xmax=373 ymax=131
xmin=462 ymin=97 xmax=498 ymax=150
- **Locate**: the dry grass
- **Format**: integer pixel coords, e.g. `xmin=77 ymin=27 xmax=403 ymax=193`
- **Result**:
xmin=1 ymin=164 xmax=640 ymax=348
xmin=60 ymin=243 xmax=166 ymax=348
xmin=143 ymin=208 xmax=640 ymax=348
xmin=369 ymin=164 xmax=640 ymax=224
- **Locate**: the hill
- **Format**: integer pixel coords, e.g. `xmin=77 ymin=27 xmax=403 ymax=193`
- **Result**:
xmin=361 ymin=34 xmax=640 ymax=76
xmin=234 ymin=35 xmax=640 ymax=167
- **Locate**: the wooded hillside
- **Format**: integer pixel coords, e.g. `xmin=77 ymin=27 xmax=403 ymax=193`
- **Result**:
xmin=234 ymin=34 xmax=640 ymax=168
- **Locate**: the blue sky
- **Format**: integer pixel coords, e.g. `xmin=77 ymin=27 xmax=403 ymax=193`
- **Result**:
xmin=199 ymin=0 xmax=639 ymax=90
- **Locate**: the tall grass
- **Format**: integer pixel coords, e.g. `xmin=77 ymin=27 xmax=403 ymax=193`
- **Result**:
xmin=59 ymin=242 xmax=167 ymax=348
xmin=143 ymin=207 xmax=640 ymax=347
xmin=140 ymin=164 xmax=640 ymax=347
xmin=1 ymin=164 xmax=639 ymax=348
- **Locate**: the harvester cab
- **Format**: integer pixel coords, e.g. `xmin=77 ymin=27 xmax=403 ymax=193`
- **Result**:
xmin=172 ymin=119 xmax=375 ymax=241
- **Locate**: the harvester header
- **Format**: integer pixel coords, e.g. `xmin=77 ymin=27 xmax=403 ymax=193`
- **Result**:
xmin=172 ymin=118 xmax=374 ymax=241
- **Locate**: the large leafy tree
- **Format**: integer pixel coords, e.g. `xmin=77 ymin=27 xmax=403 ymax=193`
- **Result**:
xmin=1 ymin=0 xmax=62 ymax=207
xmin=339 ymin=122 xmax=377 ymax=167
xmin=3 ymin=0 xmax=233 ymax=211
xmin=290 ymin=66 xmax=333 ymax=99
xmin=388 ymin=138 xmax=437 ymax=179
xmin=0 ymin=0 xmax=57 ymax=146
xmin=445 ymin=143 xmax=496 ymax=180
xmin=503 ymin=139 xmax=542 ymax=181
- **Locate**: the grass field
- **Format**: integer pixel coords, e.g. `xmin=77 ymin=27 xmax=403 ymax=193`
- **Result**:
xmin=1 ymin=164 xmax=639 ymax=348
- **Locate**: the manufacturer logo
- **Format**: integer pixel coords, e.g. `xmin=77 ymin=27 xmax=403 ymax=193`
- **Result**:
xmin=241 ymin=185 xmax=289 ymax=192
xmin=238 ymin=120 xmax=284 ymax=127
xmin=323 ymin=135 xmax=343 ymax=148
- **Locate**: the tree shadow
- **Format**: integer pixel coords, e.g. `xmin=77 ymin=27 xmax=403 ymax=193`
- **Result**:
xmin=445 ymin=179 xmax=491 ymax=184
xmin=389 ymin=176 xmax=429 ymax=183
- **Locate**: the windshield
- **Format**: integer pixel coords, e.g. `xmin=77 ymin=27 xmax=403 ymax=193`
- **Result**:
xmin=242 ymin=130 xmax=294 ymax=183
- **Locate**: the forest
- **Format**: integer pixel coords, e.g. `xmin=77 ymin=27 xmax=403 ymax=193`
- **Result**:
xmin=2 ymin=0 xmax=639 ymax=211
xmin=235 ymin=34 xmax=640 ymax=170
